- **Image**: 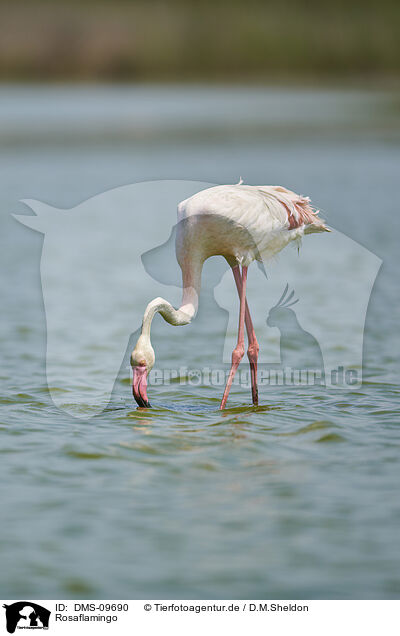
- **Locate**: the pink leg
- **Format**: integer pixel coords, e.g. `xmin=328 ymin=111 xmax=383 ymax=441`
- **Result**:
xmin=232 ymin=266 xmax=259 ymax=406
xmin=220 ymin=265 xmax=248 ymax=410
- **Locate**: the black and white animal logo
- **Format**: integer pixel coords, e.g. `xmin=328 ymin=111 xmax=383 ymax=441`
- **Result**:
xmin=2 ymin=602 xmax=50 ymax=634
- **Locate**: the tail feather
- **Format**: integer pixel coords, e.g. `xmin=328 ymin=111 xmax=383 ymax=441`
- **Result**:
xmin=270 ymin=185 xmax=329 ymax=233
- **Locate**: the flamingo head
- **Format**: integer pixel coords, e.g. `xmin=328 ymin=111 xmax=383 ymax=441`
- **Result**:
xmin=130 ymin=335 xmax=154 ymax=408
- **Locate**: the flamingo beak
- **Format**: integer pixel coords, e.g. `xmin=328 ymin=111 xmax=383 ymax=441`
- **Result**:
xmin=132 ymin=364 xmax=151 ymax=408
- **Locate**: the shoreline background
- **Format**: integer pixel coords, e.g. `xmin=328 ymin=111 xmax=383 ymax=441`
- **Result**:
xmin=1 ymin=0 xmax=399 ymax=85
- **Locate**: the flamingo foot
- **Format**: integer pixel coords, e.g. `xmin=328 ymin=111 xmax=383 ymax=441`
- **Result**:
xmin=220 ymin=343 xmax=245 ymax=409
xmin=247 ymin=342 xmax=259 ymax=406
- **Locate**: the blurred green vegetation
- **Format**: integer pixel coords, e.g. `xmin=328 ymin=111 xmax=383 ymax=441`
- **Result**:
xmin=0 ymin=0 xmax=399 ymax=82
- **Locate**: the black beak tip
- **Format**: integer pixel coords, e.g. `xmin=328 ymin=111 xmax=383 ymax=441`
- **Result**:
xmin=133 ymin=393 xmax=151 ymax=408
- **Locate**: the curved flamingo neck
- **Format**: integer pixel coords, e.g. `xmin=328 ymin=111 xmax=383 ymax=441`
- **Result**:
xmin=140 ymin=257 xmax=202 ymax=339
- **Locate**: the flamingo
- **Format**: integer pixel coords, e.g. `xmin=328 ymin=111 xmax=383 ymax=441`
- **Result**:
xmin=131 ymin=182 xmax=329 ymax=409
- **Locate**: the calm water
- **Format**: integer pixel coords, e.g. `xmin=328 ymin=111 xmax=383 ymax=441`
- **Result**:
xmin=0 ymin=86 xmax=399 ymax=599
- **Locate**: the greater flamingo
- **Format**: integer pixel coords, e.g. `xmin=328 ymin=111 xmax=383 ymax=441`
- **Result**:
xmin=131 ymin=182 xmax=329 ymax=409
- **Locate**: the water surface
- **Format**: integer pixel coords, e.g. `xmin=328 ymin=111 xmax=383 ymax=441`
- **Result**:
xmin=1 ymin=86 xmax=399 ymax=599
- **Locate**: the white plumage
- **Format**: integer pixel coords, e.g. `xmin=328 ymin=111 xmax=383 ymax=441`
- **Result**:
xmin=177 ymin=183 xmax=327 ymax=267
xmin=131 ymin=182 xmax=329 ymax=409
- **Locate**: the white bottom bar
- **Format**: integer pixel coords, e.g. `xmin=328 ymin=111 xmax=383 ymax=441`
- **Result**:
xmin=1 ymin=599 xmax=398 ymax=635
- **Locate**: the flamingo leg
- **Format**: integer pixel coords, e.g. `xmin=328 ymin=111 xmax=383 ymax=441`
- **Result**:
xmin=220 ymin=265 xmax=248 ymax=410
xmin=232 ymin=265 xmax=259 ymax=406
